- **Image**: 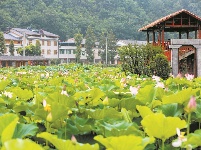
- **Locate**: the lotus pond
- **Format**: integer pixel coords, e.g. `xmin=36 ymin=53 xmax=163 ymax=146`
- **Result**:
xmin=0 ymin=64 xmax=201 ymax=150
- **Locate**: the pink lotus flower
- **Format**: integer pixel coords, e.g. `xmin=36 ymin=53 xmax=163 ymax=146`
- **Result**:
xmin=176 ymin=73 xmax=182 ymax=78
xmin=71 ymin=135 xmax=77 ymax=145
xmin=185 ymin=74 xmax=194 ymax=81
xmin=129 ymin=86 xmax=139 ymax=96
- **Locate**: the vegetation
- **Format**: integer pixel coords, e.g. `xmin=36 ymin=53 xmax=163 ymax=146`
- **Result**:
xmin=17 ymin=41 xmax=41 ymax=56
xmin=0 ymin=64 xmax=200 ymax=149
xmin=118 ymin=44 xmax=170 ymax=79
xmin=0 ymin=32 xmax=5 ymax=55
xmin=0 ymin=0 xmax=200 ymax=40
xmin=9 ymin=40 xmax=14 ymax=56
xmin=74 ymin=32 xmax=83 ymax=63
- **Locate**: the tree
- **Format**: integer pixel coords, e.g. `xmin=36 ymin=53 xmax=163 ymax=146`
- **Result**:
xmin=35 ymin=40 xmax=41 ymax=55
xmin=74 ymin=32 xmax=83 ymax=63
xmin=99 ymin=30 xmax=117 ymax=64
xmin=18 ymin=43 xmax=41 ymax=56
xmin=118 ymin=44 xmax=170 ymax=79
xmin=9 ymin=40 xmax=14 ymax=56
xmin=85 ymin=26 xmax=96 ymax=63
xmin=0 ymin=32 xmax=5 ymax=55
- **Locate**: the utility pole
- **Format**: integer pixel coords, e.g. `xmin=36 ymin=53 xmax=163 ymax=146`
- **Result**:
xmin=106 ymin=36 xmax=108 ymax=65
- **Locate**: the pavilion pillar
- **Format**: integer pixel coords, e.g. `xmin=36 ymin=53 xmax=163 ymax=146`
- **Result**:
xmin=193 ymin=45 xmax=201 ymax=77
xmin=152 ymin=30 xmax=155 ymax=44
xmin=187 ymin=31 xmax=189 ymax=39
xmin=0 ymin=61 xmax=1 ymax=68
xmin=158 ymin=30 xmax=161 ymax=46
xmin=179 ymin=32 xmax=182 ymax=39
xmin=195 ymin=30 xmax=198 ymax=39
xmin=146 ymin=31 xmax=150 ymax=43
xmin=169 ymin=45 xmax=182 ymax=77
xmin=6 ymin=61 xmax=8 ymax=67
xmin=161 ymin=27 xmax=165 ymax=49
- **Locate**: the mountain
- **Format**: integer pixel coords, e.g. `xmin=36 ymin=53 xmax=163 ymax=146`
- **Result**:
xmin=0 ymin=0 xmax=200 ymax=40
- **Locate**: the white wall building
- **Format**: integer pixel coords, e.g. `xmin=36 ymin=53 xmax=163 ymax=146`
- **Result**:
xmin=4 ymin=28 xmax=59 ymax=58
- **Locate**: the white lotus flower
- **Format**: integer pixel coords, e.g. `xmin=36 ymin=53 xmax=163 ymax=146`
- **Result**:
xmin=3 ymin=91 xmax=12 ymax=98
xmin=172 ymin=128 xmax=187 ymax=147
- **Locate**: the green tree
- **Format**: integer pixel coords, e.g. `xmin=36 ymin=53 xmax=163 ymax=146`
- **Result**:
xmin=74 ymin=32 xmax=83 ymax=63
xmin=118 ymin=44 xmax=170 ymax=79
xmin=85 ymin=26 xmax=96 ymax=63
xmin=35 ymin=40 xmax=41 ymax=55
xmin=18 ymin=43 xmax=41 ymax=56
xmin=0 ymin=32 xmax=5 ymax=55
xmin=9 ymin=40 xmax=14 ymax=56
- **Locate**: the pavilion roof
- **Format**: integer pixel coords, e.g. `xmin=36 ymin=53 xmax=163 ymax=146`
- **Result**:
xmin=139 ymin=9 xmax=201 ymax=32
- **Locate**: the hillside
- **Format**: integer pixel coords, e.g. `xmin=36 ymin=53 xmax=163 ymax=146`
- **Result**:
xmin=0 ymin=0 xmax=200 ymax=40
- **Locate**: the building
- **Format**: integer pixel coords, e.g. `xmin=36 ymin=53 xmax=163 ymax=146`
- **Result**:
xmin=139 ymin=9 xmax=201 ymax=77
xmin=59 ymin=38 xmax=101 ymax=63
xmin=4 ymin=28 xmax=59 ymax=59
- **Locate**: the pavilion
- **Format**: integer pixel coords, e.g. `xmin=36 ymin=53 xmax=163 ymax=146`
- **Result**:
xmin=139 ymin=9 xmax=201 ymax=77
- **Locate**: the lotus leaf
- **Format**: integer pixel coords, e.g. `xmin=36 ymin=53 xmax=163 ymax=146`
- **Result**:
xmin=86 ymin=108 xmax=122 ymax=120
xmin=141 ymin=113 xmax=186 ymax=141
xmin=0 ymin=80 xmax=10 ymax=91
xmin=0 ymin=114 xmax=19 ymax=144
xmin=12 ymin=123 xmax=38 ymax=139
xmin=162 ymin=88 xmax=195 ymax=104
xmin=183 ymin=129 xmax=201 ymax=148
xmin=11 ymin=87 xmax=33 ymax=101
xmin=1 ymin=139 xmax=44 ymax=150
xmin=135 ymin=85 xmax=155 ymax=105
xmin=160 ymin=103 xmax=183 ymax=117
xmin=94 ymin=135 xmax=154 ymax=150
xmin=136 ymin=105 xmax=154 ymax=118
xmin=37 ymin=132 xmax=99 ymax=150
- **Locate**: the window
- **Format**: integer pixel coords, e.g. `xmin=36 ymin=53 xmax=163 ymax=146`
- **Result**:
xmin=42 ymin=40 xmax=44 ymax=46
xmin=47 ymin=49 xmax=51 ymax=55
xmin=54 ymin=50 xmax=57 ymax=55
xmin=41 ymin=49 xmax=45 ymax=55
xmin=60 ymin=49 xmax=65 ymax=54
xmin=54 ymin=41 xmax=57 ymax=46
xmin=66 ymin=49 xmax=71 ymax=54
xmin=47 ymin=41 xmax=51 ymax=46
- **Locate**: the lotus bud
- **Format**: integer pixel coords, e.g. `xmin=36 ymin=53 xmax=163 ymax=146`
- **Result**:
xmin=185 ymin=96 xmax=197 ymax=113
xmin=71 ymin=135 xmax=77 ymax=145
xmin=103 ymin=97 xmax=109 ymax=105
xmin=46 ymin=112 xmax=52 ymax=122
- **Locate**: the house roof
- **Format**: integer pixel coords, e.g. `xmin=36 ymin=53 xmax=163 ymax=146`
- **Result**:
xmin=4 ymin=33 xmax=22 ymax=41
xmin=39 ymin=29 xmax=59 ymax=37
xmin=0 ymin=56 xmax=49 ymax=61
xmin=12 ymin=28 xmax=40 ymax=36
xmin=139 ymin=9 xmax=201 ymax=31
xmin=117 ymin=40 xmax=147 ymax=46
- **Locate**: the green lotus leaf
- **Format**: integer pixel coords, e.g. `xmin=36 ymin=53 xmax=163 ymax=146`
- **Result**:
xmin=108 ymin=98 xmax=120 ymax=107
xmin=11 ymin=87 xmax=33 ymax=101
xmin=86 ymin=108 xmax=122 ymax=120
xmin=160 ymin=103 xmax=183 ymax=117
xmin=162 ymin=88 xmax=195 ymax=104
xmin=195 ymin=102 xmax=201 ymax=119
xmin=183 ymin=129 xmax=201 ymax=148
xmin=37 ymin=132 xmax=99 ymax=150
xmin=95 ymin=120 xmax=142 ymax=137
xmin=0 ymin=114 xmax=19 ymax=144
xmin=1 ymin=139 xmax=44 ymax=150
xmin=151 ymin=100 xmax=162 ymax=108
xmin=141 ymin=113 xmax=186 ymax=141
xmin=72 ymin=115 xmax=94 ymax=133
xmin=120 ymin=97 xmax=140 ymax=111
xmin=94 ymin=135 xmax=155 ymax=150
xmin=135 ymin=85 xmax=155 ymax=105
xmin=136 ymin=105 xmax=154 ymax=118
xmin=121 ymin=108 xmax=132 ymax=123
xmin=155 ymin=87 xmax=165 ymax=100
xmin=0 ymin=80 xmax=10 ymax=91
xmin=12 ymin=123 xmax=38 ymax=139
xmin=98 ymin=84 xmax=117 ymax=92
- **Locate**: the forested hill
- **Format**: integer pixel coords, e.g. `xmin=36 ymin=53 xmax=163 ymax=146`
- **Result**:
xmin=0 ymin=0 xmax=200 ymax=40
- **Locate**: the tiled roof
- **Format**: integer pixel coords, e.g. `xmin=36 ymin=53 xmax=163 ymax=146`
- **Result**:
xmin=40 ymin=29 xmax=59 ymax=37
xmin=0 ymin=56 xmax=49 ymax=61
xmin=4 ymin=34 xmax=22 ymax=41
xmin=139 ymin=9 xmax=201 ymax=31
xmin=12 ymin=28 xmax=40 ymax=36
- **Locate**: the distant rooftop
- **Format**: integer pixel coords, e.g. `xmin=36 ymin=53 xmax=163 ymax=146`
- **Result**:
xmin=0 ymin=56 xmax=49 ymax=61
xmin=4 ymin=33 xmax=22 ymax=41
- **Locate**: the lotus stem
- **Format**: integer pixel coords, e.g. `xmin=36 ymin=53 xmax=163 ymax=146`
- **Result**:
xmin=162 ymin=139 xmax=165 ymax=150
xmin=187 ymin=113 xmax=191 ymax=135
